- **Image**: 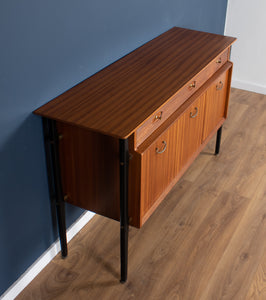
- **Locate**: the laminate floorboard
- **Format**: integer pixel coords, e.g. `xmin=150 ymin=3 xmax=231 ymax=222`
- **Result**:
xmin=246 ymin=236 xmax=266 ymax=299
xmin=16 ymin=88 xmax=266 ymax=300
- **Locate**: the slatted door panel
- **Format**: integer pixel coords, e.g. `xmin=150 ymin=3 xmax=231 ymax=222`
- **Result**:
xmin=203 ymin=69 xmax=229 ymax=141
xmin=179 ymin=93 xmax=206 ymax=170
xmin=140 ymin=119 xmax=182 ymax=223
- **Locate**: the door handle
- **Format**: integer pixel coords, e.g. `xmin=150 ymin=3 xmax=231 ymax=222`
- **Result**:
xmin=155 ymin=141 xmax=167 ymax=154
xmin=190 ymin=107 xmax=198 ymax=118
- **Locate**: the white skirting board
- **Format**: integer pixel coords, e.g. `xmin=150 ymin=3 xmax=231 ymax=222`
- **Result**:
xmin=232 ymin=79 xmax=266 ymax=95
xmin=0 ymin=211 xmax=95 ymax=300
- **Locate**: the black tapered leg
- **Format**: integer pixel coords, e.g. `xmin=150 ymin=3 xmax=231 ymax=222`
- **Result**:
xmin=42 ymin=118 xmax=68 ymax=257
xmin=119 ymin=138 xmax=129 ymax=283
xmin=215 ymin=126 xmax=223 ymax=155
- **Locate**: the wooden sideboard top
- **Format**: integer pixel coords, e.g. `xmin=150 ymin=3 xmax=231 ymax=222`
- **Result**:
xmin=34 ymin=27 xmax=236 ymax=139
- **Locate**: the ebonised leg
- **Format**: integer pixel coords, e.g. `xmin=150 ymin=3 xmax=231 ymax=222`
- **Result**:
xmin=42 ymin=118 xmax=68 ymax=257
xmin=215 ymin=125 xmax=223 ymax=155
xmin=119 ymin=138 xmax=129 ymax=283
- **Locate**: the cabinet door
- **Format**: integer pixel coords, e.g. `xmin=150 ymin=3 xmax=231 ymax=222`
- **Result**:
xmin=179 ymin=93 xmax=206 ymax=170
xmin=203 ymin=70 xmax=229 ymax=141
xmin=139 ymin=93 xmax=205 ymax=223
xmin=140 ymin=119 xmax=182 ymax=220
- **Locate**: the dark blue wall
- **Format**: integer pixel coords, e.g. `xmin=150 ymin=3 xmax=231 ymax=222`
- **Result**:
xmin=0 ymin=0 xmax=228 ymax=295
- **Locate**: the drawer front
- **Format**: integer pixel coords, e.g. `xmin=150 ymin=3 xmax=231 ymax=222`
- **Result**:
xmin=135 ymin=48 xmax=229 ymax=147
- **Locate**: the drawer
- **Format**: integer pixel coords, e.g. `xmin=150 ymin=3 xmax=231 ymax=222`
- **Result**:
xmin=135 ymin=48 xmax=229 ymax=147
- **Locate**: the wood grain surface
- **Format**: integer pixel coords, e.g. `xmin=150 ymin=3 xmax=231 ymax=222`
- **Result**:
xmin=140 ymin=113 xmax=182 ymax=219
xmin=203 ymin=68 xmax=230 ymax=141
xmin=34 ymin=27 xmax=235 ymax=139
xmin=178 ymin=93 xmax=205 ymax=170
xmin=134 ymin=48 xmax=230 ymax=147
xmin=17 ymin=88 xmax=266 ymax=299
xmin=138 ymin=93 xmax=206 ymax=226
xmin=56 ymin=122 xmax=120 ymax=221
xmin=54 ymin=59 xmax=233 ymax=228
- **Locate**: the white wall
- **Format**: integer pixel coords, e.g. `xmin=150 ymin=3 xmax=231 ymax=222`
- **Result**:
xmin=225 ymin=0 xmax=266 ymax=94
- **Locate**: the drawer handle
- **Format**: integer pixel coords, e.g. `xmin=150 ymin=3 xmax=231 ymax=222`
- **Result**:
xmin=190 ymin=107 xmax=198 ymax=118
xmin=154 ymin=111 xmax=163 ymax=121
xmin=155 ymin=141 xmax=167 ymax=154
xmin=189 ymin=81 xmax=196 ymax=88
xmin=216 ymin=81 xmax=224 ymax=90
xmin=216 ymin=58 xmax=222 ymax=64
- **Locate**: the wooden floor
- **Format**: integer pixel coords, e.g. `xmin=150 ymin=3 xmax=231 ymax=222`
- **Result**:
xmin=17 ymin=88 xmax=266 ymax=300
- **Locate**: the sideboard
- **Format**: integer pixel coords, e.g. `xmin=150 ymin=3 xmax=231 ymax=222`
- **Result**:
xmin=34 ymin=27 xmax=236 ymax=282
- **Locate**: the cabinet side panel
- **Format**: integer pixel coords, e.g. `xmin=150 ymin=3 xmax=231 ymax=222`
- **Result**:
xmin=56 ymin=122 xmax=120 ymax=221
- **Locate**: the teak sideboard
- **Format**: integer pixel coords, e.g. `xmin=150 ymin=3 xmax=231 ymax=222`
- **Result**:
xmin=34 ymin=27 xmax=236 ymax=282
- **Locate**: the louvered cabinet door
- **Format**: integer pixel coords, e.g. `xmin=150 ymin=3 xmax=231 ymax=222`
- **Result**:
xmin=178 ymin=93 xmax=206 ymax=170
xmin=203 ymin=69 xmax=230 ymax=141
xmin=139 ymin=118 xmax=182 ymax=225
xmin=138 ymin=92 xmax=206 ymax=226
